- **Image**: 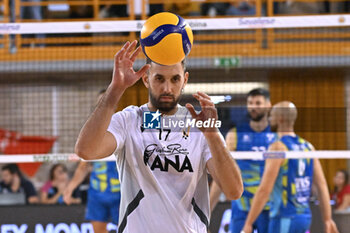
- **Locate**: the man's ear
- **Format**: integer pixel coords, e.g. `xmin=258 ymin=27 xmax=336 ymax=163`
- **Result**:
xmin=142 ymin=74 xmax=150 ymax=88
xmin=183 ymin=71 xmax=189 ymax=89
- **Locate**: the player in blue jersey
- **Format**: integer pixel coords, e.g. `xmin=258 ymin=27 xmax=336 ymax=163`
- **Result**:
xmin=210 ymin=88 xmax=276 ymax=233
xmin=242 ymin=101 xmax=338 ymax=233
xmin=64 ymin=90 xmax=121 ymax=233
xmin=64 ymin=161 xmax=120 ymax=232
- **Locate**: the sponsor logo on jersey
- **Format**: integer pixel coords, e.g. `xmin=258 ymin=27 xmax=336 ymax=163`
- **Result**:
xmin=292 ymin=143 xmax=307 ymax=151
xmin=266 ymin=133 xmax=276 ymax=142
xmin=295 ymin=177 xmax=310 ymax=191
xmin=242 ymin=134 xmax=251 ymax=142
xmin=143 ymin=144 xmax=193 ymax=172
xmin=295 ymin=176 xmax=311 ymax=203
xmin=182 ymin=126 xmax=190 ymax=139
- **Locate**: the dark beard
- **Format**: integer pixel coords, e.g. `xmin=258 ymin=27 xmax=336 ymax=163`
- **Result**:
xmin=149 ymin=90 xmax=180 ymax=113
xmin=249 ymin=112 xmax=265 ymax=122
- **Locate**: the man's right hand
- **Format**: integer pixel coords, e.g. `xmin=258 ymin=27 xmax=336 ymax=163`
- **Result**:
xmin=109 ymin=40 xmax=150 ymax=92
xmin=11 ymin=175 xmax=21 ymax=192
xmin=325 ymin=219 xmax=339 ymax=233
xmin=63 ymin=187 xmax=73 ymax=205
xmin=75 ymin=40 xmax=150 ymax=160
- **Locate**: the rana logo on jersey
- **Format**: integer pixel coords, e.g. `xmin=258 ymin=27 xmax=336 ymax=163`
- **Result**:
xmin=143 ymin=144 xmax=193 ymax=173
xmin=143 ymin=110 xmax=161 ymax=129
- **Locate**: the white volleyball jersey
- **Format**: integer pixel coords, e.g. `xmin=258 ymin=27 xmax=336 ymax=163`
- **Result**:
xmin=107 ymin=104 xmax=216 ymax=233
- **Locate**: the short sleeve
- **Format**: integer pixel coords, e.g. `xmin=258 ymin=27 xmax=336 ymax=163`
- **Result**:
xmin=107 ymin=111 xmax=128 ymax=152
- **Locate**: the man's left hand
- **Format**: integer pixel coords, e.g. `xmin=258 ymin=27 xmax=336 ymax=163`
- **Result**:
xmin=241 ymin=224 xmax=253 ymax=233
xmin=325 ymin=219 xmax=339 ymax=233
xmin=186 ymin=91 xmax=218 ymax=133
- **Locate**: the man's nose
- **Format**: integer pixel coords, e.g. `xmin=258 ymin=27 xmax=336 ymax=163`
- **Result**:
xmin=163 ymin=80 xmax=171 ymax=93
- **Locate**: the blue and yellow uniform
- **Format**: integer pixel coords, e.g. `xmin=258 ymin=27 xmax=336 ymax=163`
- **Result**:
xmin=230 ymin=123 xmax=276 ymax=233
xmin=269 ymin=135 xmax=314 ymax=233
xmin=85 ymin=161 xmax=121 ymax=224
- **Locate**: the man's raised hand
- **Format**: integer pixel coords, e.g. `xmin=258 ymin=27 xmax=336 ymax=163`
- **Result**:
xmin=111 ymin=40 xmax=150 ymax=90
xmin=186 ymin=91 xmax=219 ymax=133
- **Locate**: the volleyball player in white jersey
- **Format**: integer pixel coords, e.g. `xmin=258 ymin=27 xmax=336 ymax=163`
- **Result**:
xmin=75 ymin=40 xmax=243 ymax=233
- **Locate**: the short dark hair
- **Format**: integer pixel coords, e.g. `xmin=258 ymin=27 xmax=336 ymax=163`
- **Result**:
xmin=247 ymin=88 xmax=270 ymax=100
xmin=339 ymin=169 xmax=349 ymax=185
xmin=146 ymin=57 xmax=186 ymax=72
xmin=49 ymin=163 xmax=67 ymax=181
xmin=2 ymin=164 xmax=22 ymax=177
xmin=334 ymin=169 xmax=350 ymax=193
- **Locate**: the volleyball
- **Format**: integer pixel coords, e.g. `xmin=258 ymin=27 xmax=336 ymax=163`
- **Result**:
xmin=140 ymin=12 xmax=193 ymax=66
